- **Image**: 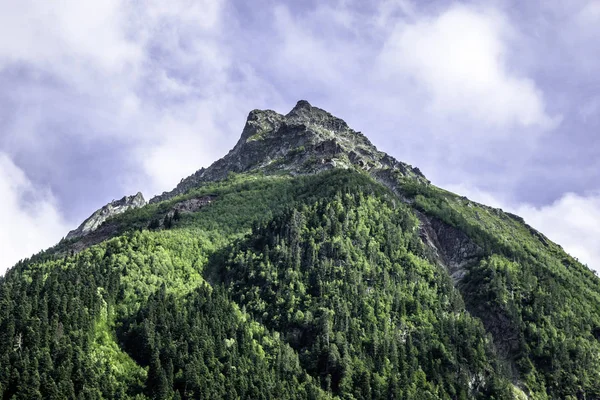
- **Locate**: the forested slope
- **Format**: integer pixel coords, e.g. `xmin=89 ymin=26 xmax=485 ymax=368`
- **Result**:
xmin=398 ymin=181 xmax=600 ymax=398
xmin=0 ymin=171 xmax=511 ymax=399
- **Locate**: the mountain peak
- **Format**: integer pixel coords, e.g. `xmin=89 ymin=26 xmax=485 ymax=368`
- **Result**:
xmin=290 ymin=99 xmax=312 ymax=111
xmin=150 ymin=101 xmax=427 ymax=203
xmin=285 ymin=100 xmax=350 ymax=132
xmin=285 ymin=99 xmax=317 ymax=120
xmin=66 ymin=192 xmax=147 ymax=239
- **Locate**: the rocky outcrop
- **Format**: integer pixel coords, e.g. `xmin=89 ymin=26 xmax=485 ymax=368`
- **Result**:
xmin=171 ymin=195 xmax=216 ymax=213
xmin=151 ymin=100 xmax=427 ymax=203
xmin=417 ymin=211 xmax=484 ymax=282
xmin=66 ymin=192 xmax=146 ymax=240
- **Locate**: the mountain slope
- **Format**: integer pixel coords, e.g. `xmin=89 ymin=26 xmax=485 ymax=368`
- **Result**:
xmin=1 ymin=101 xmax=599 ymax=399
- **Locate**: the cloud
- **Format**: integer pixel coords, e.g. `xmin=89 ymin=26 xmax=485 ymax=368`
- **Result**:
xmin=447 ymin=183 xmax=600 ymax=273
xmin=134 ymin=96 xmax=265 ymax=194
xmin=0 ymin=0 xmax=280 ymax=193
xmin=263 ymin=1 xmax=561 ymax=193
xmin=578 ymin=1 xmax=600 ymax=26
xmin=0 ymin=0 xmax=283 ymax=268
xmin=580 ymin=96 xmax=600 ymax=123
xmin=377 ymin=5 xmax=556 ymax=129
xmin=516 ymin=193 xmax=600 ymax=272
xmin=0 ymin=0 xmax=141 ymax=79
xmin=269 ymin=4 xmax=370 ymax=91
xmin=0 ymin=0 xmax=596 ymax=274
xmin=0 ymin=153 xmax=69 ymax=275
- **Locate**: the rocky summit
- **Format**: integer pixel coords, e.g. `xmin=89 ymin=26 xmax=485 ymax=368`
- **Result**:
xmin=66 ymin=192 xmax=147 ymax=240
xmin=150 ymin=100 xmax=427 ymax=203
xmin=2 ymin=101 xmax=600 ymax=400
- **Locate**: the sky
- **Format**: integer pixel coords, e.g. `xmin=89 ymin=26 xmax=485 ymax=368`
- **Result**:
xmin=0 ymin=0 xmax=599 ymax=274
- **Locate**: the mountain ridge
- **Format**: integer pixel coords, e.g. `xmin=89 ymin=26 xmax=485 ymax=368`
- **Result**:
xmin=63 ymin=100 xmax=594 ymax=311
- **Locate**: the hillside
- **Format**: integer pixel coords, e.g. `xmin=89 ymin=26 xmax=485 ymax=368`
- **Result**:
xmin=1 ymin=101 xmax=600 ymax=399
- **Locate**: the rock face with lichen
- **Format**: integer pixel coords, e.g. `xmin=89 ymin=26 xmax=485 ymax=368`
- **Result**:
xmin=150 ymin=100 xmax=427 ymax=203
xmin=66 ymin=192 xmax=147 ymax=240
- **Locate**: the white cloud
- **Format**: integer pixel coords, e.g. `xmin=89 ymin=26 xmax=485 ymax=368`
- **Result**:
xmin=271 ymin=6 xmax=359 ymax=87
xmin=143 ymin=0 xmax=225 ymax=31
xmin=516 ymin=193 xmax=600 ymax=272
xmin=0 ymin=0 xmax=272 ymax=194
xmin=0 ymin=153 xmax=69 ymax=275
xmin=378 ymin=5 xmax=556 ymax=129
xmin=0 ymin=0 xmax=279 ymax=266
xmin=0 ymin=0 xmax=141 ymax=77
xmin=136 ymin=102 xmax=236 ymax=194
xmin=263 ymin=2 xmax=558 ymax=188
xmin=580 ymin=96 xmax=600 ymax=122
xmin=578 ymin=1 xmax=600 ymax=25
xmin=447 ymin=183 xmax=600 ymax=273
xmin=0 ymin=0 xmax=593 ymax=272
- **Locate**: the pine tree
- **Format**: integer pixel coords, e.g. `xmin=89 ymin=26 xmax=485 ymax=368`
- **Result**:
xmin=148 ymin=350 xmax=171 ymax=400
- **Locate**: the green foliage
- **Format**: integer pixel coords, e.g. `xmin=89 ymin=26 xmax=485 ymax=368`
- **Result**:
xmin=1 ymin=169 xmax=599 ymax=399
xmin=216 ymin=189 xmax=512 ymax=398
xmin=398 ymin=179 xmax=600 ymax=398
xmin=120 ymin=284 xmax=325 ymax=399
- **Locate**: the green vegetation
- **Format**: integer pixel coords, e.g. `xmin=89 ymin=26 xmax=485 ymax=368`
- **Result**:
xmin=398 ymin=179 xmax=600 ymax=398
xmin=216 ymin=190 xmax=512 ymax=398
xmin=1 ymin=169 xmax=599 ymax=399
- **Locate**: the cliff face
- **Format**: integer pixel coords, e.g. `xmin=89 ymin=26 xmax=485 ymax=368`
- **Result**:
xmin=66 ymin=192 xmax=147 ymax=240
xmin=417 ymin=211 xmax=484 ymax=282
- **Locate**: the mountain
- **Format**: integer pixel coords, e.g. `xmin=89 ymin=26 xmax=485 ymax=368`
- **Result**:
xmin=1 ymin=101 xmax=600 ymax=400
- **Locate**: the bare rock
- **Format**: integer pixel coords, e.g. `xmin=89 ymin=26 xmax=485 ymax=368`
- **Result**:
xmin=66 ymin=192 xmax=146 ymax=240
xmin=150 ymin=100 xmax=428 ymax=203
